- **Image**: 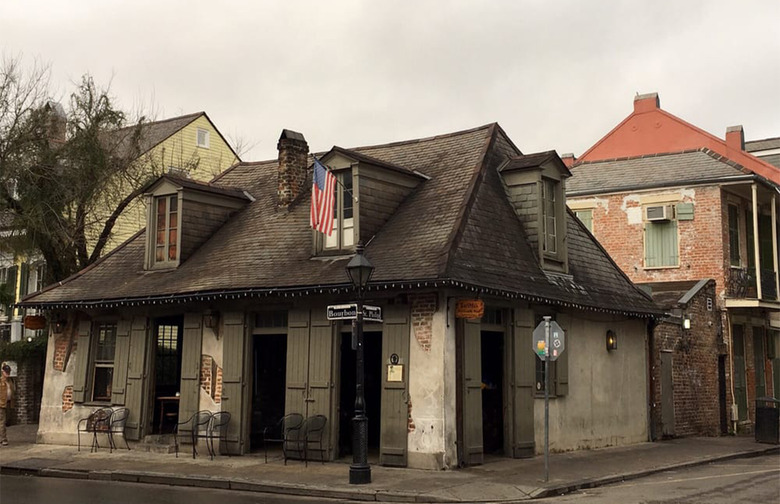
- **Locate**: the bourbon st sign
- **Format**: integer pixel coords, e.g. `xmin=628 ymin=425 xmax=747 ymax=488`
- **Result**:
xmin=327 ymin=304 xmax=383 ymax=323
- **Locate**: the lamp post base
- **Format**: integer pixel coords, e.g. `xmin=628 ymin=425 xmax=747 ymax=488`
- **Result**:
xmin=349 ymin=464 xmax=372 ymax=484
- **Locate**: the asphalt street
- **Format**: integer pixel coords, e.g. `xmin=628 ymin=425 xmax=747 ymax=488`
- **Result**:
xmin=548 ymin=453 xmax=780 ymax=503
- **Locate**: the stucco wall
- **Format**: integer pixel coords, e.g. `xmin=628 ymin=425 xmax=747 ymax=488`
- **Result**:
xmin=535 ymin=315 xmax=648 ymax=452
xmin=407 ymin=292 xmax=454 ymax=469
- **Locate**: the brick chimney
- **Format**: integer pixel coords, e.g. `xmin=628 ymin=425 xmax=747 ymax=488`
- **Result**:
xmin=277 ymin=129 xmax=309 ymax=206
xmin=560 ymin=153 xmax=576 ymax=168
xmin=725 ymin=125 xmax=744 ymax=151
xmin=633 ymin=92 xmax=660 ymax=113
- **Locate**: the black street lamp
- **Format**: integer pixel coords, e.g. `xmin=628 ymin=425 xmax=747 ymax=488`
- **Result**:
xmin=345 ymin=241 xmax=374 ymax=485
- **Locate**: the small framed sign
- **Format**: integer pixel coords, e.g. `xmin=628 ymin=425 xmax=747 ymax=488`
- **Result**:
xmin=456 ymin=299 xmax=484 ymax=319
xmin=387 ymin=364 xmax=403 ymax=382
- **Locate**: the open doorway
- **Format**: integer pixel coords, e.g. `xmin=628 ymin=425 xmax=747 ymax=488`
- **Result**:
xmin=250 ymin=333 xmax=287 ymax=451
xmin=338 ymin=329 xmax=382 ymax=458
xmin=481 ymin=330 xmax=504 ymax=454
xmin=152 ymin=316 xmax=183 ymax=434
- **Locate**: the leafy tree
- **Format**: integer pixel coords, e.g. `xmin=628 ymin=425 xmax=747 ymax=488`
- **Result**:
xmin=0 ymin=55 xmax=162 ymax=284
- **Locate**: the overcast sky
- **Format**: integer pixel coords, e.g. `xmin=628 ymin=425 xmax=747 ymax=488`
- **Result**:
xmin=2 ymin=1 xmax=779 ymax=161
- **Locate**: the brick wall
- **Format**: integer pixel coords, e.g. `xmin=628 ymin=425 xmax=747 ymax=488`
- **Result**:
xmin=650 ymin=281 xmax=722 ymax=438
xmin=410 ymin=293 xmax=436 ymax=352
xmin=9 ymin=357 xmax=44 ymax=424
xmin=584 ymin=187 xmax=727 ymax=294
xmin=200 ymin=354 xmax=222 ymax=404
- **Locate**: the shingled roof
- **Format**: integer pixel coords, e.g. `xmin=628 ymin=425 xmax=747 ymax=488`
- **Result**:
xmin=22 ymin=124 xmax=659 ymax=317
xmin=567 ymin=148 xmax=776 ymax=196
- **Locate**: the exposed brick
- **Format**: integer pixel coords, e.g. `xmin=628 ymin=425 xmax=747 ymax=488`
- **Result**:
xmin=410 ymin=293 xmax=436 ymax=352
xmin=62 ymin=385 xmax=74 ymax=413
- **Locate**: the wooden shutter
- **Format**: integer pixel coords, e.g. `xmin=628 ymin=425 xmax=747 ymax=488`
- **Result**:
xmin=285 ymin=309 xmax=310 ymax=418
xmin=553 ymin=314 xmax=569 ymax=397
xmin=676 ymin=203 xmax=694 ymax=221
xmin=110 ymin=319 xmax=132 ymax=405
xmin=511 ymin=308 xmax=535 ymax=458
xmin=645 ymin=221 xmax=678 ymax=267
xmin=178 ymin=313 xmax=202 ymax=424
xmin=124 ymin=317 xmax=149 ymax=440
xmin=380 ymin=304 xmax=410 ymax=467
xmin=307 ymin=310 xmax=335 ymax=459
xmin=72 ymin=319 xmax=92 ymax=403
xmin=5 ymin=265 xmax=17 ymax=314
xmin=462 ymin=317 xmax=483 ymax=466
xmin=18 ymin=263 xmax=29 ymax=297
xmin=221 ymin=312 xmax=247 ymax=455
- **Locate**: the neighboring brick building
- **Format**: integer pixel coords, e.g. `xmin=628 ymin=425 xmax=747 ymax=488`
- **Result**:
xmin=645 ymin=280 xmax=723 ymax=439
xmin=567 ymin=93 xmax=780 ymax=435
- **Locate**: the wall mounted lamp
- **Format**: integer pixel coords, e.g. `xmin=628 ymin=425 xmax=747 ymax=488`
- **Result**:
xmin=606 ymin=330 xmax=617 ymax=351
xmin=683 ymin=315 xmax=691 ymax=330
xmin=204 ymin=311 xmax=220 ymax=335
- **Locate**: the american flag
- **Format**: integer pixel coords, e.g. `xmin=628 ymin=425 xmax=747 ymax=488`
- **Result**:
xmin=310 ymin=158 xmax=337 ymax=235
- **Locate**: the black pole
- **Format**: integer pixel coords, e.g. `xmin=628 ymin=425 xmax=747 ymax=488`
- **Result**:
xmin=349 ymin=292 xmax=371 ymax=484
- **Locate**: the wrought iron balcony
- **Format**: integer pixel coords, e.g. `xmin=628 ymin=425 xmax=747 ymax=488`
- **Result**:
xmin=727 ymin=267 xmax=778 ymax=300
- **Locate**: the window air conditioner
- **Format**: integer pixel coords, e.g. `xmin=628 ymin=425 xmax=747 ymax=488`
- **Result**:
xmin=645 ymin=204 xmax=674 ymax=221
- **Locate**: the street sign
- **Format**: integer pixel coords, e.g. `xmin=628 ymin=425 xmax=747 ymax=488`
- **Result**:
xmin=532 ymin=320 xmax=565 ymax=361
xmin=327 ymin=304 xmax=383 ymax=322
xmin=455 ymin=299 xmax=485 ymax=319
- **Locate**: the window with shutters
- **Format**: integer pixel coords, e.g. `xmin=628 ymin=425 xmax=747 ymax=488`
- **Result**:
xmin=90 ymin=323 xmax=117 ymax=402
xmin=643 ymin=205 xmax=679 ymax=268
xmin=152 ymin=194 xmax=180 ymax=268
xmin=728 ymin=204 xmax=741 ymax=267
xmin=317 ymin=169 xmax=356 ymax=253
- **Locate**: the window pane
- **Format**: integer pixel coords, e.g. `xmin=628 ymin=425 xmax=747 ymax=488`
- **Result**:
xmin=575 ymin=210 xmax=593 ymax=233
xmin=343 ymin=217 xmax=354 ymax=247
xmin=728 ymin=205 xmax=740 ymax=266
xmin=168 ymin=244 xmax=177 ymax=260
xmin=92 ymin=366 xmax=113 ymax=402
xmin=156 ymin=246 xmax=164 ymax=261
xmin=342 ymin=170 xmax=353 ymax=219
xmin=325 ymin=220 xmax=338 ymax=248
xmin=95 ymin=324 xmax=117 ymax=362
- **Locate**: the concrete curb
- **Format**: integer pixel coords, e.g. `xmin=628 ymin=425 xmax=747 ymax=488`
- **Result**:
xmin=2 ymin=444 xmax=777 ymax=502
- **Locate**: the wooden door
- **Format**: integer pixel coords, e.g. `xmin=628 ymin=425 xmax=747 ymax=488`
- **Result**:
xmin=285 ymin=309 xmax=310 ymax=417
xmin=178 ymin=313 xmax=202 ymax=425
xmin=462 ymin=317 xmax=483 ymax=466
xmin=124 ymin=317 xmax=149 ymax=440
xmin=511 ymin=308 xmax=535 ymax=458
xmin=380 ymin=304 xmax=410 ymax=467
xmin=732 ymin=325 xmax=748 ymax=421
xmin=660 ymin=351 xmax=674 ymax=437
xmin=222 ymin=312 xmax=247 ymax=454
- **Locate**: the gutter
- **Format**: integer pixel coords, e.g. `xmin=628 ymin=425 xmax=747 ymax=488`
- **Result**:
xmin=17 ymin=278 xmax=662 ymax=319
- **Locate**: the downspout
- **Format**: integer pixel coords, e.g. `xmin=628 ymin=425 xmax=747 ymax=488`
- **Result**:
xmin=751 ymin=183 xmax=762 ymax=300
xmin=646 ymin=318 xmax=656 ymax=442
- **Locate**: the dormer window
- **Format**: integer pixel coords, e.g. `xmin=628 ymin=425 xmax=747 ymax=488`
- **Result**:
xmin=542 ymin=178 xmax=558 ymax=255
xmin=323 ymin=169 xmax=355 ymax=251
xmin=154 ymin=194 xmax=180 ymax=265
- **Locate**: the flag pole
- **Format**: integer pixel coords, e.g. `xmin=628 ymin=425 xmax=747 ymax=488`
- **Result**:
xmin=312 ymin=153 xmax=358 ymax=203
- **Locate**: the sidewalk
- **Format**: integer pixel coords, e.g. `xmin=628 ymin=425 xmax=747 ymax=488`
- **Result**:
xmin=1 ymin=424 xmax=777 ymax=502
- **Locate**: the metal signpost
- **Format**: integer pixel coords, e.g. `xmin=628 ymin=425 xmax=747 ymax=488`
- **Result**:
xmin=327 ymin=304 xmax=383 ymax=323
xmin=532 ymin=316 xmax=565 ymax=483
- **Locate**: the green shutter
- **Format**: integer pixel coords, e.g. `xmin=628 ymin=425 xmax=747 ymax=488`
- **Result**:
xmin=512 ymin=308 xmax=535 ymax=458
xmin=380 ymin=303 xmax=411 ymax=467
xmin=676 ymin=203 xmax=694 ymax=221
xmin=178 ymin=313 xmax=202 ymax=424
xmin=462 ymin=318 xmax=483 ymax=466
xmin=125 ymin=317 xmax=149 ymax=440
xmin=645 ymin=221 xmax=678 ymax=267
xmin=554 ymin=314 xmax=570 ymax=397
xmin=285 ymin=309 xmax=310 ymax=417
xmin=110 ymin=320 xmax=132 ymax=405
xmin=221 ymin=312 xmax=246 ymax=455
xmin=18 ymin=263 xmax=29 ymax=297
xmin=72 ymin=319 xmax=92 ymax=403
xmin=6 ymin=265 xmax=18 ymax=313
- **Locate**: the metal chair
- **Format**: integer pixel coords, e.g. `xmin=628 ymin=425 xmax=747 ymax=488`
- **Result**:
xmin=77 ymin=407 xmax=113 ymax=452
xmin=107 ymin=407 xmax=130 ymax=452
xmin=302 ymin=414 xmax=328 ymax=466
xmin=175 ymin=410 xmax=212 ymax=459
xmin=205 ymin=411 xmax=231 ymax=459
xmin=262 ymin=413 xmax=303 ymax=464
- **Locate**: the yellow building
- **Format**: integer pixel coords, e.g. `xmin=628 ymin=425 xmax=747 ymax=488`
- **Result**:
xmin=2 ymin=112 xmax=239 ymax=342
xmin=106 ymin=112 xmax=241 ymax=250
